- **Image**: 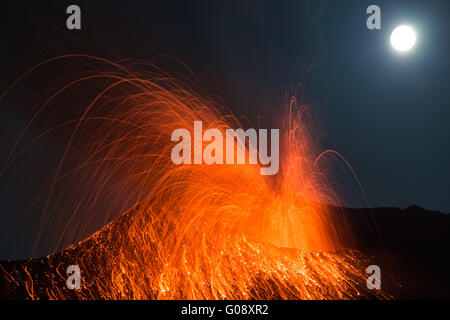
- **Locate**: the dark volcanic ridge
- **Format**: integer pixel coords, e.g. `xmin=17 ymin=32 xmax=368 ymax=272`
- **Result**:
xmin=0 ymin=205 xmax=449 ymax=300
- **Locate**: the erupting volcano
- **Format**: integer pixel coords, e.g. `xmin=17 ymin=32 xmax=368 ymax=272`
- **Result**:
xmin=0 ymin=55 xmax=396 ymax=300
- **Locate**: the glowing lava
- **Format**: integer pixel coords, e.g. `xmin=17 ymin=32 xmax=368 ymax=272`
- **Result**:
xmin=0 ymin=55 xmax=388 ymax=299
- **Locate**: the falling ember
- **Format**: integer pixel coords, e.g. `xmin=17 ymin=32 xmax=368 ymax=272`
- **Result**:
xmin=0 ymin=55 xmax=389 ymax=299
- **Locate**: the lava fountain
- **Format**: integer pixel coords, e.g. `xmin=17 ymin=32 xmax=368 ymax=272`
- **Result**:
xmin=0 ymin=55 xmax=388 ymax=299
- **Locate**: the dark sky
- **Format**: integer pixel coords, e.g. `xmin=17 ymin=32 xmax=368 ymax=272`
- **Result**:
xmin=1 ymin=0 xmax=449 ymax=259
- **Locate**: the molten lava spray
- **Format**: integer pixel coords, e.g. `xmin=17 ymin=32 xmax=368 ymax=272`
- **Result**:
xmin=0 ymin=55 xmax=387 ymax=299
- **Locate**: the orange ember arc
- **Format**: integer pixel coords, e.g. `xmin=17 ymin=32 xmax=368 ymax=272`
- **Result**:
xmin=0 ymin=55 xmax=389 ymax=299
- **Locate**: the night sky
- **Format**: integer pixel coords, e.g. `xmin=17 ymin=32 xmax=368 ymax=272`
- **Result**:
xmin=1 ymin=0 xmax=449 ymax=259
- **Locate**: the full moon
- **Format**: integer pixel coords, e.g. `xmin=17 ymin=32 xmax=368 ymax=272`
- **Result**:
xmin=390 ymin=25 xmax=417 ymax=52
